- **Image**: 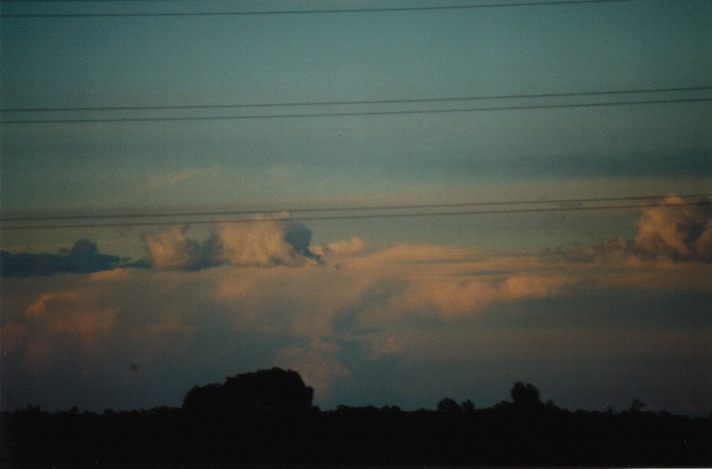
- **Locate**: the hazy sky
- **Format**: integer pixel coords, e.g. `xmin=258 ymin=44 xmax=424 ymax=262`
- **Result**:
xmin=1 ymin=0 xmax=711 ymax=415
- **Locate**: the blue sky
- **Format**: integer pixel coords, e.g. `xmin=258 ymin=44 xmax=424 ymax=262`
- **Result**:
xmin=1 ymin=0 xmax=711 ymax=415
xmin=2 ymin=0 xmax=710 ymax=217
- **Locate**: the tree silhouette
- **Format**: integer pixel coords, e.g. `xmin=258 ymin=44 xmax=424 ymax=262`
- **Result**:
xmin=627 ymin=398 xmax=646 ymax=413
xmin=4 ymin=372 xmax=711 ymax=467
xmin=510 ymin=382 xmax=541 ymax=407
xmin=461 ymin=399 xmax=475 ymax=412
xmin=436 ymin=398 xmax=462 ymax=412
xmin=183 ymin=367 xmax=313 ymax=414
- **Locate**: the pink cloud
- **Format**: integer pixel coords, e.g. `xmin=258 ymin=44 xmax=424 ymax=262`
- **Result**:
xmin=634 ymin=194 xmax=712 ymax=262
xmin=276 ymin=338 xmax=350 ymax=396
xmin=3 ymin=214 xmax=710 ymax=408
xmin=144 ymin=226 xmax=202 ymax=270
xmin=25 ymin=290 xmax=117 ymax=346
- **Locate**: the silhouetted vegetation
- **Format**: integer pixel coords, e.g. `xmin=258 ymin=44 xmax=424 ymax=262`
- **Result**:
xmin=183 ymin=367 xmax=314 ymax=414
xmin=2 ymin=368 xmax=710 ymax=467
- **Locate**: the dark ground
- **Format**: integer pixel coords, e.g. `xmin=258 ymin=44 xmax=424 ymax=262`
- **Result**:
xmin=2 ymin=370 xmax=710 ymax=467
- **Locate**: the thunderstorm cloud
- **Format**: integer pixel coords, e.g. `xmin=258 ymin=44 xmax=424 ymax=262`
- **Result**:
xmin=144 ymin=218 xmax=320 ymax=270
xmin=2 ymin=201 xmax=711 ymax=415
xmin=548 ymin=195 xmax=712 ymax=264
xmin=633 ymin=195 xmax=712 ymax=262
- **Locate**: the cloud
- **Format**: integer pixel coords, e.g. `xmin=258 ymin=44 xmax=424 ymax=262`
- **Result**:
xmin=0 ymin=215 xmax=321 ymax=275
xmin=2 ymin=268 xmax=212 ymax=381
xmin=25 ymin=290 xmax=118 ymax=346
xmin=144 ymin=226 xmax=204 ymax=270
xmin=3 ymin=288 xmax=119 ymax=371
xmin=3 ymin=201 xmax=712 ymax=414
xmin=4 ymin=242 xmax=581 ymax=409
xmin=1 ymin=239 xmax=125 ymax=277
xmin=547 ymin=195 xmax=712 ymax=264
xmin=143 ymin=168 xmax=203 ymax=193
xmin=276 ymin=338 xmax=350 ymax=395
xmin=313 ymin=236 xmax=371 ymax=256
xmin=143 ymin=217 xmax=320 ymax=270
xmin=634 ymin=195 xmax=712 ymax=262
xmin=437 ymin=148 xmax=712 ymax=180
xmin=88 ymin=269 xmax=131 ymax=281
xmin=209 ymin=218 xmax=319 ymax=267
xmin=360 ymin=250 xmax=578 ymax=320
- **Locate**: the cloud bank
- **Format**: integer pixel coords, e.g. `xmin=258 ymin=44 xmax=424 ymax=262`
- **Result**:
xmin=634 ymin=195 xmax=712 ymax=262
xmin=1 ymin=216 xmax=321 ymax=277
xmin=1 ymin=240 xmax=124 ymax=277
xmin=2 ymin=199 xmax=711 ymax=415
xmin=144 ymin=218 xmax=320 ymax=270
xmin=4 ymin=236 xmax=711 ymax=414
xmin=548 ymin=195 xmax=712 ymax=264
xmin=6 ymin=197 xmax=709 ymax=278
xmin=143 ymin=226 xmax=204 ymax=270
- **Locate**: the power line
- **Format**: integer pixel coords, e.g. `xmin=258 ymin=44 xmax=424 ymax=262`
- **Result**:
xmin=2 ymin=97 xmax=710 ymax=125
xmin=1 ymin=202 xmax=703 ymax=231
xmin=2 ymin=196 xmax=708 ymax=231
xmin=2 ymin=194 xmax=708 ymax=223
xmin=3 ymin=86 xmax=709 ymax=114
xmin=0 ymin=0 xmax=643 ymax=18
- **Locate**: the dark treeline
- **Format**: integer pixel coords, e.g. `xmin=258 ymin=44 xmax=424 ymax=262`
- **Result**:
xmin=2 ymin=368 xmax=710 ymax=467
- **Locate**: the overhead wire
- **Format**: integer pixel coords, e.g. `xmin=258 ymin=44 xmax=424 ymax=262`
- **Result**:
xmin=3 ymin=86 xmax=710 ymax=114
xmin=0 ymin=0 xmax=645 ymax=18
xmin=1 ymin=2 xmax=707 ymax=231
xmin=2 ymin=194 xmax=709 ymax=223
xmin=2 ymin=195 xmax=709 ymax=231
xmin=3 ymin=97 xmax=710 ymax=124
xmin=1 ymin=202 xmax=706 ymax=231
xmin=2 ymin=3 xmax=707 ymax=124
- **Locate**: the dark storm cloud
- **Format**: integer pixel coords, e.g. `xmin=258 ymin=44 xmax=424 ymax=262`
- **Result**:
xmin=1 ymin=239 xmax=126 ymax=277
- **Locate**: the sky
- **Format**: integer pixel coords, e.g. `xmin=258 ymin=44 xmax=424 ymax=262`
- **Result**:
xmin=1 ymin=0 xmax=711 ymax=415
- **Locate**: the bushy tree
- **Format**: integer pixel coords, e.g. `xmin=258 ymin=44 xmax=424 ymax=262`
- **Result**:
xmin=627 ymin=398 xmax=646 ymax=413
xmin=183 ymin=367 xmax=313 ymax=414
xmin=436 ymin=398 xmax=461 ymax=412
xmin=510 ymin=382 xmax=541 ymax=407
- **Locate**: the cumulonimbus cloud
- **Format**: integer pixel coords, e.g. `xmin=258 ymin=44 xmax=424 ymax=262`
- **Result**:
xmin=143 ymin=226 xmax=204 ymax=270
xmin=144 ymin=217 xmax=320 ymax=270
xmin=3 ymin=200 xmax=712 ymax=413
xmin=634 ymin=195 xmax=712 ymax=262
xmin=208 ymin=218 xmax=318 ymax=267
xmin=547 ymin=195 xmax=712 ymax=264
